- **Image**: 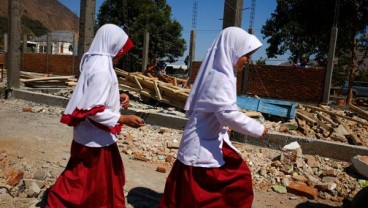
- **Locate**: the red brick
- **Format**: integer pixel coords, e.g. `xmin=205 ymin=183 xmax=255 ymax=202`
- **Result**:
xmin=156 ymin=165 xmax=166 ymax=173
xmin=22 ymin=107 xmax=32 ymax=112
xmin=165 ymin=155 xmax=175 ymax=163
xmin=6 ymin=168 xmax=24 ymax=186
xmin=287 ymin=181 xmax=318 ymax=200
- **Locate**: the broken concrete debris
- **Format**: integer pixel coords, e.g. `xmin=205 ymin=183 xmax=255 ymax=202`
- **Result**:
xmin=351 ymin=155 xmax=368 ymax=178
xmin=2 ymin=75 xmax=368 ymax=206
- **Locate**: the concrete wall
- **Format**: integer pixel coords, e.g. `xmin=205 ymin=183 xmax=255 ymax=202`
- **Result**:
xmin=190 ymin=61 xmax=325 ymax=103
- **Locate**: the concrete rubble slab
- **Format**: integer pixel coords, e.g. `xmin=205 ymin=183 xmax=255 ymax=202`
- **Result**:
xmin=232 ymin=131 xmax=368 ymax=162
xmin=351 ymin=155 xmax=368 ymax=178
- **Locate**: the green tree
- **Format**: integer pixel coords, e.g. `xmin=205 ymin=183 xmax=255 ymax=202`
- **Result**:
xmin=262 ymin=0 xmax=368 ymax=63
xmin=97 ymin=0 xmax=187 ymax=71
xmin=255 ymin=57 xmax=266 ymax=65
xmin=262 ymin=0 xmax=368 ymax=103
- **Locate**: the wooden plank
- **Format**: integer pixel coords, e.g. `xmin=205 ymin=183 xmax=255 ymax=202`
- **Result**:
xmin=335 ymin=117 xmax=363 ymax=145
xmin=296 ymin=111 xmax=318 ymax=127
xmin=158 ymin=86 xmax=188 ymax=102
xmin=66 ymin=81 xmax=77 ymax=87
xmin=303 ymin=104 xmax=368 ymax=126
xmin=133 ymin=76 xmax=143 ymax=90
xmin=118 ymin=84 xmax=141 ymax=93
xmin=172 ymin=88 xmax=191 ymax=93
xmin=349 ymin=104 xmax=368 ymax=120
xmin=315 ymin=111 xmax=339 ymax=128
xmin=116 ymin=68 xmax=189 ymax=109
xmin=173 ymin=77 xmax=177 ymax=86
xmin=298 ymin=109 xmax=334 ymax=133
xmin=22 ymin=76 xmax=74 ymax=83
xmin=237 ymin=96 xmax=297 ymax=118
xmin=153 ymin=80 xmax=162 ymax=100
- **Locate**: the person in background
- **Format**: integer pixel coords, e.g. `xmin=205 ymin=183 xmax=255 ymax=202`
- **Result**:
xmin=159 ymin=27 xmax=268 ymax=208
xmin=297 ymin=57 xmax=309 ymax=68
xmin=45 ymin=24 xmax=144 ymax=208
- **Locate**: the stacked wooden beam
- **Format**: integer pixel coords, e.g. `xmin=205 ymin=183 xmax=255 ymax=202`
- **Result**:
xmin=19 ymin=71 xmax=77 ymax=88
xmin=296 ymin=104 xmax=368 ymax=146
xmin=115 ymin=68 xmax=190 ymax=109
xmin=146 ymin=72 xmax=189 ymax=88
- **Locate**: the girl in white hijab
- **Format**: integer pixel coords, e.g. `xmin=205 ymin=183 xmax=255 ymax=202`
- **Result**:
xmin=159 ymin=27 xmax=267 ymax=208
xmin=46 ymin=24 xmax=144 ymax=208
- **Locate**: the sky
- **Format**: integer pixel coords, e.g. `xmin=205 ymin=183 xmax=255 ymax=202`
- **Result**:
xmin=58 ymin=0 xmax=288 ymax=65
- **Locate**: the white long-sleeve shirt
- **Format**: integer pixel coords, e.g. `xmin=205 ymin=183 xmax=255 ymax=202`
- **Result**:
xmin=72 ymin=67 xmax=121 ymax=147
xmin=177 ymin=110 xmax=264 ymax=167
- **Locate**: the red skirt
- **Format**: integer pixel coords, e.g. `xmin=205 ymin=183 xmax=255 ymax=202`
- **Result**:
xmin=159 ymin=143 xmax=254 ymax=208
xmin=45 ymin=141 xmax=125 ymax=208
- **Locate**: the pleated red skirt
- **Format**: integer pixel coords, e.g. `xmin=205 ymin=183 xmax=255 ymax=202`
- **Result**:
xmin=159 ymin=143 xmax=254 ymax=208
xmin=45 ymin=140 xmax=125 ymax=208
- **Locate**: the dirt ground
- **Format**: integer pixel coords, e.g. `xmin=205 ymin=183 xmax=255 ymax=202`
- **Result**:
xmin=0 ymin=98 xmax=349 ymax=208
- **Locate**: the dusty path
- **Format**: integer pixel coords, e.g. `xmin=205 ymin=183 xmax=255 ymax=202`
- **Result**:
xmin=0 ymin=98 xmax=345 ymax=208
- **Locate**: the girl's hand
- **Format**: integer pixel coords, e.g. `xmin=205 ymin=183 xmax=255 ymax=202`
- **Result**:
xmin=119 ymin=115 xmax=144 ymax=128
xmin=120 ymin=93 xmax=130 ymax=109
xmin=260 ymin=127 xmax=268 ymax=140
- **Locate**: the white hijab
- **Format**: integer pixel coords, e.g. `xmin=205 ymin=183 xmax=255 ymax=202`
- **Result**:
xmin=64 ymin=24 xmax=129 ymax=115
xmin=184 ymin=27 xmax=262 ymax=117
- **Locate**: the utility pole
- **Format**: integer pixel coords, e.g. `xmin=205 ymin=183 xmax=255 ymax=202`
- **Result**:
xmin=222 ymin=0 xmax=243 ymax=29
xmin=6 ymin=0 xmax=21 ymax=98
xmin=46 ymin=33 xmax=51 ymax=74
xmin=346 ymin=2 xmax=359 ymax=105
xmin=142 ymin=31 xmax=149 ymax=72
xmin=78 ymin=0 xmax=96 ymax=65
xmin=187 ymin=0 xmax=197 ymax=84
xmin=248 ymin=0 xmax=256 ymax=34
xmin=322 ymin=27 xmax=338 ymax=104
xmin=322 ymin=0 xmax=339 ymax=104
xmin=242 ymin=0 xmax=256 ymax=94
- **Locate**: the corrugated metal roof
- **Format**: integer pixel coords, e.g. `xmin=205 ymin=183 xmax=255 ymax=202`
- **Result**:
xmin=33 ymin=30 xmax=75 ymax=42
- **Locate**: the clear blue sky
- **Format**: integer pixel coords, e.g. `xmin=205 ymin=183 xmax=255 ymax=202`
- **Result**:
xmin=59 ymin=0 xmax=288 ymax=65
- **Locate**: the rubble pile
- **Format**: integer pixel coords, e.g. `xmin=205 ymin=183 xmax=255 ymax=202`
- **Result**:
xmin=0 ymin=150 xmax=64 ymax=207
xmin=1 ymin=96 xmax=368 ymax=206
xmin=235 ymin=142 xmax=366 ymax=203
xmin=118 ymin=126 xmax=367 ymax=203
xmin=45 ymin=86 xmax=368 ymax=149
xmin=261 ymin=104 xmax=368 ymax=147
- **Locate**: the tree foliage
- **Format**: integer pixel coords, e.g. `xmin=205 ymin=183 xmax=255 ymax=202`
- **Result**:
xmin=261 ymin=0 xmax=368 ymax=66
xmin=97 ymin=0 xmax=187 ymax=71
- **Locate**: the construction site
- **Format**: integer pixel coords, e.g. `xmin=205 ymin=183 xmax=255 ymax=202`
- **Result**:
xmin=1 ymin=0 xmax=368 ymax=207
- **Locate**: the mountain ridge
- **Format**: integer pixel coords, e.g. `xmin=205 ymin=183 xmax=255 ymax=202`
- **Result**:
xmin=0 ymin=0 xmax=79 ymax=34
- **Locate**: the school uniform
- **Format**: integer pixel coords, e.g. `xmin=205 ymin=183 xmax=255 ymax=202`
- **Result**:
xmin=45 ymin=24 xmax=133 ymax=208
xmin=159 ymin=27 xmax=265 ymax=208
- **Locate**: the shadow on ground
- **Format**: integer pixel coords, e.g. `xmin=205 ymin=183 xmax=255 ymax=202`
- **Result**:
xmin=296 ymin=200 xmax=349 ymax=208
xmin=127 ymin=187 xmax=162 ymax=208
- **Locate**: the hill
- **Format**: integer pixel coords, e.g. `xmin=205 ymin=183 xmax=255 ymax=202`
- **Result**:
xmin=0 ymin=0 xmax=79 ymax=47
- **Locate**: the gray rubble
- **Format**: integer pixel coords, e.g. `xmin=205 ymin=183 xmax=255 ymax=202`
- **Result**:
xmin=1 ymin=93 xmax=368 ymax=207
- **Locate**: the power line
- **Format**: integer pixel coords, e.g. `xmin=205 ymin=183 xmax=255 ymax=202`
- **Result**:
xmin=248 ymin=0 xmax=256 ymax=34
xmin=192 ymin=0 xmax=197 ymax=29
xmin=333 ymin=0 xmax=340 ymax=27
